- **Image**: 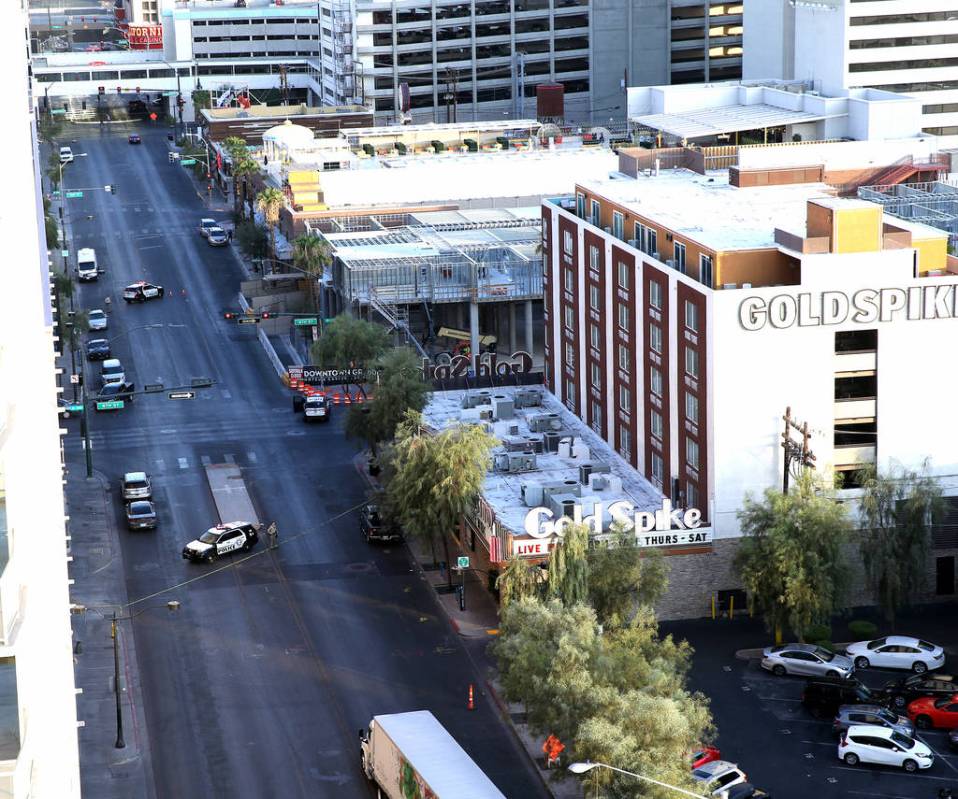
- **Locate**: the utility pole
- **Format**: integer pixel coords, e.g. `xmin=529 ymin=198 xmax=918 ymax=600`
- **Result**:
xmin=781 ymin=406 xmax=816 ymax=494
xmin=443 ymin=68 xmax=458 ymax=124
xmin=279 ymin=64 xmax=289 ymax=105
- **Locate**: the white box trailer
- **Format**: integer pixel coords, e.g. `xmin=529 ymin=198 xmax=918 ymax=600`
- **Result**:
xmin=360 ymin=710 xmax=506 ymax=799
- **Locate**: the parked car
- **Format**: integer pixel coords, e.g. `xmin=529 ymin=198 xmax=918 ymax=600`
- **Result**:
xmin=125 ymin=500 xmax=157 ymax=530
xmin=691 ymin=745 xmax=721 ymax=770
xmin=802 ymin=676 xmax=880 ymax=718
xmin=88 ymin=308 xmax=108 ymax=331
xmin=206 ymin=226 xmax=229 ymax=246
xmin=761 ymin=643 xmax=854 ymax=678
xmin=94 ymin=381 xmax=134 ymax=408
xmin=908 ymin=693 xmax=958 ymax=730
xmin=691 ymin=761 xmax=747 ymax=797
xmin=950 ymin=728 xmax=958 ymax=751
xmin=833 ymin=704 xmax=915 ymax=737
xmin=86 ymin=338 xmax=111 ymax=360
xmin=360 ymin=503 xmax=403 ymax=544
xmin=121 ymin=471 xmax=152 ymax=500
xmin=724 ymin=785 xmax=772 ymax=799
xmin=198 ymin=218 xmax=218 ymax=238
xmin=182 ymin=521 xmax=260 ymax=563
xmin=128 ymin=133 xmax=141 ymax=144
xmin=77 ymin=248 xmax=99 ymax=282
xmin=123 ymin=281 xmax=164 ymax=302
xmin=878 ymin=673 xmax=956 ymax=710
xmin=838 ymin=725 xmax=933 ymax=772
xmin=100 ymin=358 xmax=126 ymax=386
xmin=59 ymin=145 xmax=74 ymax=164
xmin=846 ymin=636 xmax=946 ymax=674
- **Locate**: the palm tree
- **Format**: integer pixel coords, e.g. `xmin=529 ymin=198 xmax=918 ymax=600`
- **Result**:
xmin=292 ymin=233 xmax=332 ymax=317
xmin=255 ymin=187 xmax=286 ymax=262
xmin=232 ymin=156 xmax=259 ymax=221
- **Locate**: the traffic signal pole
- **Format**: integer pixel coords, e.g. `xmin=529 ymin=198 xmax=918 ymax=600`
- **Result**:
xmin=80 ymin=355 xmax=93 ymax=478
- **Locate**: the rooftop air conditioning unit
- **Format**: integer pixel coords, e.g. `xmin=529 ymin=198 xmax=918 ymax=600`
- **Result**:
xmin=478 ymin=407 xmax=494 ymax=421
xmin=515 ymin=389 xmax=543 ymax=408
xmin=494 ymin=452 xmax=537 ymax=473
xmin=460 ymin=408 xmax=482 ymax=423
xmin=723 ymin=283 xmax=738 ymax=289
xmin=579 ymin=461 xmax=611 ymax=485
xmin=543 ymin=431 xmax=563 ymax=452
xmin=461 ymin=392 xmax=486 ymax=409
xmin=742 ymin=283 xmax=752 ymax=289
xmin=492 ymin=396 xmax=515 ymax=420
xmin=543 ymin=480 xmax=581 ymax=502
xmin=588 ymin=473 xmax=610 ymax=491
xmin=508 ymin=423 xmax=520 ymax=436
xmin=504 ymin=436 xmax=533 ymax=452
xmin=529 ymin=413 xmax=562 ymax=432
xmin=521 ymin=482 xmax=544 ymax=507
xmin=526 ymin=435 xmax=545 ymax=454
xmin=548 ymin=493 xmax=580 ymax=519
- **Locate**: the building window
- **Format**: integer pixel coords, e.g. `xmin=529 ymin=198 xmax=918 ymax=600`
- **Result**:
xmin=699 ymin=254 xmax=713 ymax=288
xmin=649 ymin=280 xmax=662 ymax=310
xmin=619 ymin=425 xmax=632 ymax=461
xmin=618 ymin=304 xmax=629 ymax=331
xmin=649 ymin=323 xmax=662 ymax=354
xmin=618 ymin=343 xmax=629 ymax=371
xmin=589 ymin=284 xmax=600 ymax=310
xmin=685 ymin=392 xmax=698 ymax=424
xmin=590 ymin=199 xmax=600 ymax=225
xmin=686 ymin=481 xmax=698 ymax=509
xmin=589 ymin=245 xmax=600 ymax=271
xmin=564 ymin=305 xmax=574 ymax=330
xmin=647 ymin=228 xmax=658 ymax=258
xmin=617 ymin=261 xmax=629 ymax=290
xmin=576 ymin=192 xmax=585 ymax=218
xmin=674 ymin=242 xmax=686 ymax=273
xmin=590 ymin=400 xmax=603 ymax=434
xmin=619 ymin=385 xmax=631 ymax=410
xmin=651 ymin=452 xmax=664 ymax=486
xmin=591 ymin=362 xmax=602 ymax=388
xmin=563 ymin=230 xmax=573 ymax=255
xmin=589 ymin=323 xmax=600 ymax=350
xmin=686 ymin=438 xmax=700 ymax=470
xmin=685 ymin=347 xmax=699 ymax=378
xmin=612 ymin=211 xmax=625 ymax=240
xmin=564 ymin=268 xmax=574 ymax=293
xmin=565 ymin=379 xmax=576 ymax=409
xmin=650 ymin=366 xmax=662 ymax=397
xmin=650 ymin=409 xmax=663 ymax=439
xmin=565 ymin=342 xmax=575 ymax=366
xmin=685 ymin=300 xmax=699 ymax=332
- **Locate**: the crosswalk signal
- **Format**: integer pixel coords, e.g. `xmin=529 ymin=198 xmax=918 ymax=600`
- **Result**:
xmin=223 ymin=312 xmax=236 ymax=320
xmin=260 ymin=312 xmax=271 ymax=320
xmin=98 ymin=86 xmax=105 ymax=96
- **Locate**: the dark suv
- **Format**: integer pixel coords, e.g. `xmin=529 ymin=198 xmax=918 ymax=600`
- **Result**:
xmin=803 ymin=676 xmax=882 ymax=718
xmin=360 ymin=504 xmax=402 ymax=544
xmin=879 ymin=673 xmax=956 ymax=710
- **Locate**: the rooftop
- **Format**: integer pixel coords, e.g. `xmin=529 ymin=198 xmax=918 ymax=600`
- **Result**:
xmin=201 ymin=103 xmax=370 ymax=122
xmin=421 ymin=386 xmax=665 ymax=540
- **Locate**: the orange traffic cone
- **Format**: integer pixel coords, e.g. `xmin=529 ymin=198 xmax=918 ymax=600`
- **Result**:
xmin=467 ymin=683 xmax=475 ymax=711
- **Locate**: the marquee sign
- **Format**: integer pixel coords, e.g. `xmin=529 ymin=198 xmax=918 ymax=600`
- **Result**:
xmin=293 ymin=366 xmax=373 ymax=384
xmin=739 ymin=286 xmax=958 ymax=331
xmin=128 ymin=24 xmax=163 ymax=50
xmin=524 ymin=498 xmax=703 ymax=538
xmin=421 ymin=350 xmax=533 ymax=381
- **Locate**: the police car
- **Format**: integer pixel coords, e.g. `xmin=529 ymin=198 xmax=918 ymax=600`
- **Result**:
xmin=182 ymin=521 xmax=260 ymax=562
xmin=303 ymin=394 xmax=331 ymax=422
xmin=123 ymin=281 xmax=165 ymax=302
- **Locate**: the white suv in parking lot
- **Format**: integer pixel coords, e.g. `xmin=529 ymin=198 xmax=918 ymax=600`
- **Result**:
xmin=692 ymin=761 xmax=748 ymax=796
xmin=838 ymin=725 xmax=933 ymax=772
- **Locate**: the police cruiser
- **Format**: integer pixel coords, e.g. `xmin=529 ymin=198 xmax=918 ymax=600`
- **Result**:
xmin=182 ymin=521 xmax=260 ymax=563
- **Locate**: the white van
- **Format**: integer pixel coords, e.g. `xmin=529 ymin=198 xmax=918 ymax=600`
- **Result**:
xmin=59 ymin=146 xmax=74 ymax=164
xmin=77 ymin=248 xmax=98 ymax=281
xmin=100 ymin=359 xmax=126 ymax=387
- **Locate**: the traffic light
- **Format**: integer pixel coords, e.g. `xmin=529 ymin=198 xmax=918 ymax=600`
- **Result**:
xmin=260 ymin=312 xmax=271 ymax=320
xmin=223 ymin=312 xmax=236 ymax=320
xmin=98 ymin=86 xmax=105 ymax=96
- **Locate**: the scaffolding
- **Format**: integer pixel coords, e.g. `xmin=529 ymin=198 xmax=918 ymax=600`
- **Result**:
xmin=858 ymin=181 xmax=958 ymax=247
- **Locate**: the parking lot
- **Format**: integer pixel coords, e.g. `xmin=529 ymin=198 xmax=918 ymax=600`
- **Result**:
xmin=663 ymin=613 xmax=958 ymax=799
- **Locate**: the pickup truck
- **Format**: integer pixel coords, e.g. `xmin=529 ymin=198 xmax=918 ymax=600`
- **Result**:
xmin=360 ymin=503 xmax=402 ymax=544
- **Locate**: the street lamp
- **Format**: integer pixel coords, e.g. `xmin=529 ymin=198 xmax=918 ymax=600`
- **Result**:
xmin=568 ymin=762 xmax=709 ymax=799
xmin=71 ymin=601 xmax=181 ymax=749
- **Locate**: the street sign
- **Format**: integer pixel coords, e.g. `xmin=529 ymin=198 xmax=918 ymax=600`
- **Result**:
xmin=51 ymin=190 xmax=61 ymax=198
xmin=70 ymin=374 xmax=79 ymax=384
xmin=51 ymin=109 xmax=67 ymax=115
xmin=143 ymin=383 xmax=164 ymax=393
xmin=65 ymin=191 xmax=84 ymax=199
xmin=168 ymin=391 xmax=195 ymax=400
xmin=237 ymin=317 xmax=259 ymax=325
xmin=179 ymin=158 xmax=197 ymax=166
xmin=457 ymin=556 xmax=470 ymax=569
xmin=96 ymin=400 xmax=124 ymax=411
xmin=294 ymin=317 xmax=318 ymax=327
xmin=66 ymin=404 xmax=84 ymax=413
xmin=61 ymin=249 xmax=69 ymax=258
xmin=190 ymin=377 xmax=214 ymax=388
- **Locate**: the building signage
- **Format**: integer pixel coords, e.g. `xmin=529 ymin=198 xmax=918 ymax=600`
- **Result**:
xmin=127 ymin=24 xmax=163 ymax=50
xmin=298 ymin=366 xmax=371 ymax=384
xmin=513 ymin=538 xmax=554 ymax=558
xmin=739 ymin=286 xmax=958 ymax=331
xmin=421 ymin=350 xmax=534 ymax=381
xmin=524 ymin=499 xmax=704 ymax=538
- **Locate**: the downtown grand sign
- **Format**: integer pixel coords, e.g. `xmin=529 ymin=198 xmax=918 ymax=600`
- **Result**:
xmin=738 ymin=285 xmax=958 ymax=331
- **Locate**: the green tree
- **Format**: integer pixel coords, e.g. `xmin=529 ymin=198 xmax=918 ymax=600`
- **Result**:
xmin=46 ymin=149 xmax=63 ymax=189
xmin=292 ymin=233 xmax=331 ymax=316
xmin=39 ymin=113 xmax=63 ymax=144
xmin=734 ymin=473 xmax=852 ymax=642
xmin=857 ymin=462 xmax=943 ymax=628
xmin=255 ymin=187 xmax=285 ymax=260
xmin=345 ymin=347 xmax=429 ymax=455
xmin=235 ymin=221 xmax=269 ymax=260
xmin=588 ymin=529 xmax=668 ymax=628
xmin=547 ymin=522 xmax=590 ymax=607
xmin=387 ymin=412 xmax=497 ymax=579
xmin=496 ymin=556 xmax=542 ymax=608
xmin=45 ymin=214 xmax=60 ymax=249
xmin=311 ymin=314 xmax=388 ymax=370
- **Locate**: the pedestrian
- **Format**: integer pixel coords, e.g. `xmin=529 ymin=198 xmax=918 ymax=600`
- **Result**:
xmin=227 ymin=228 xmax=233 ymax=243
xmin=266 ymin=522 xmax=278 ymax=550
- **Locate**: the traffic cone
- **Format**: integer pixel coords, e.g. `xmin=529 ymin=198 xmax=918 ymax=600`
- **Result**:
xmin=354 ymin=391 xmax=364 ymax=404
xmin=332 ymin=393 xmax=341 ymax=405
xmin=467 ymin=683 xmax=475 ymax=711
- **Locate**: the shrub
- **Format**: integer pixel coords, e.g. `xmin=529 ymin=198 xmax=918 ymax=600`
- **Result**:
xmin=235 ymin=221 xmax=268 ymax=259
xmin=805 ymin=623 xmax=831 ymax=644
xmin=848 ymin=620 xmax=878 ymax=640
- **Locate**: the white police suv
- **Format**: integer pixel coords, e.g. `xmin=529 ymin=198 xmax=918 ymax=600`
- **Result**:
xmin=182 ymin=521 xmax=260 ymax=563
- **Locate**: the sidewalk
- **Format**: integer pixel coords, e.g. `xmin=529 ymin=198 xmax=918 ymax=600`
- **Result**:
xmin=352 ymin=453 xmax=580 ymax=799
xmin=67 ymin=469 xmax=155 ymax=799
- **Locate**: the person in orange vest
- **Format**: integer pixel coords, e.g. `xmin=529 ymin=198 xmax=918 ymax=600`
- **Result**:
xmin=542 ymin=734 xmax=564 ymax=768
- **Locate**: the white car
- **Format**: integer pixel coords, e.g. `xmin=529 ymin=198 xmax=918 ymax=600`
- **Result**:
xmin=691 ymin=761 xmax=747 ymax=796
xmin=88 ymin=309 xmax=108 ymax=331
xmin=846 ymin=636 xmax=946 ymax=674
xmin=121 ymin=471 xmax=152 ymax=500
xmin=198 ymin=218 xmax=218 ymax=238
xmin=761 ymin=643 xmax=855 ymax=678
xmin=59 ymin=145 xmax=74 ymax=164
xmin=100 ymin=358 xmax=126 ymax=387
xmin=838 ymin=725 xmax=933 ymax=772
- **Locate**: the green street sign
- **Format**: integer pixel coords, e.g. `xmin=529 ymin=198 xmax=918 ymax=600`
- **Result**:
xmin=179 ymin=158 xmax=197 ymax=166
xmin=51 ymin=109 xmax=67 ymax=115
xmin=457 ymin=556 xmax=470 ymax=569
xmin=294 ymin=317 xmax=318 ymax=327
xmin=51 ymin=190 xmax=61 ymax=198
xmin=66 ymin=404 xmax=84 ymax=413
xmin=61 ymin=249 xmax=69 ymax=258
xmin=96 ymin=399 xmax=124 ymax=411
xmin=65 ymin=191 xmax=84 ymax=199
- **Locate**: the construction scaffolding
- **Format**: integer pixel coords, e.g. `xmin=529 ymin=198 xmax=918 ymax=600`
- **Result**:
xmin=858 ymin=181 xmax=958 ymax=247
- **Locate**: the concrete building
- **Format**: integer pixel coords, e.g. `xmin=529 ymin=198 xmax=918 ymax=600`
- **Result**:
xmin=744 ymin=0 xmax=958 ymax=135
xmin=539 ymin=144 xmax=958 ymax=616
xmin=0 ymin=2 xmax=82 ymax=796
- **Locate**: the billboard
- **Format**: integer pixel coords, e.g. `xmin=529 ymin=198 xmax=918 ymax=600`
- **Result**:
xmin=128 ymin=24 xmax=163 ymax=50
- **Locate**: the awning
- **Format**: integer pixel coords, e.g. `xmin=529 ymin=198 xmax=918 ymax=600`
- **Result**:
xmin=631 ymin=103 xmax=837 ymax=141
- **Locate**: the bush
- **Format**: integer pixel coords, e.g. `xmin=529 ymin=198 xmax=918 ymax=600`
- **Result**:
xmin=45 ymin=215 xmax=59 ymax=249
xmin=848 ymin=620 xmax=878 ymax=640
xmin=805 ymin=623 xmax=831 ymax=644
xmin=813 ymin=641 xmax=836 ymax=653
xmin=235 ymin=221 xmax=268 ymax=259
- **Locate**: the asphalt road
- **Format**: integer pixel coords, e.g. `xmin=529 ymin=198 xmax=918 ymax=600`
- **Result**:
xmin=62 ymin=125 xmax=547 ymax=799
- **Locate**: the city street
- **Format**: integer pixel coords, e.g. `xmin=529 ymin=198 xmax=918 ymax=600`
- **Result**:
xmin=61 ymin=124 xmax=547 ymax=799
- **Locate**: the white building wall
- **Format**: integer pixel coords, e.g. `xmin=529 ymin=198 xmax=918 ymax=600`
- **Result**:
xmin=2 ymin=3 xmax=81 ymax=797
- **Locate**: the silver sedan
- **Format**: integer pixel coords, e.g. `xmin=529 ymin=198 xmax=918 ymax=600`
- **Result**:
xmin=761 ymin=643 xmax=855 ymax=678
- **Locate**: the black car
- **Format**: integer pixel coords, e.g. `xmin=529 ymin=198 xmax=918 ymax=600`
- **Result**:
xmin=128 ymin=133 xmax=141 ymax=145
xmin=95 ymin=381 xmax=135 ymax=409
xmin=86 ymin=338 xmax=111 ymax=360
xmin=125 ymin=500 xmax=157 ymax=530
xmin=802 ymin=676 xmax=881 ymax=718
xmin=879 ymin=673 xmax=957 ymax=710
xmin=727 ymin=786 xmax=772 ymax=799
xmin=360 ymin=503 xmax=403 ymax=544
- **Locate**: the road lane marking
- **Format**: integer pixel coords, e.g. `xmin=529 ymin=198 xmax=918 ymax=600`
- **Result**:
xmin=247 ymin=451 xmax=258 ymax=463
xmin=154 ymin=459 xmax=165 ymax=472
xmin=221 ymin=389 xmax=232 ymax=400
xmin=178 ymin=457 xmax=188 ymax=469
xmin=160 ymin=428 xmax=178 ymax=434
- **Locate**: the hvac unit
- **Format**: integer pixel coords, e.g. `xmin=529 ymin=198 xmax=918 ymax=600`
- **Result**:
xmin=571 ymin=439 xmax=590 ymax=460
xmin=504 ymin=436 xmax=533 ymax=453
xmin=508 ymin=423 xmax=520 ymax=436
xmin=529 ymin=413 xmax=562 ymax=432
xmin=579 ymin=461 xmax=611 ymax=485
xmin=603 ymin=226 xmax=612 ymax=234
xmin=652 ymin=251 xmax=660 ymax=260
xmin=742 ymin=282 xmax=752 ymax=289
xmin=494 ymin=452 xmax=538 ymax=473
xmin=460 ymin=408 xmax=482 ymax=423
xmin=557 ymin=436 xmax=573 ymax=458
xmin=462 ymin=390 xmax=494 ymax=408
xmin=521 ymin=482 xmax=544 ymax=507
xmin=548 ymin=493 xmax=580 ymax=519
xmin=588 ymin=473 xmax=610 ymax=491
xmin=526 ymin=435 xmax=545 ymax=454
xmin=542 ymin=480 xmax=581 ymax=502
xmin=476 ymin=389 xmax=493 ymax=404
xmin=478 ymin=406 xmax=493 ymax=421
xmin=723 ymin=283 xmax=738 ymax=290
xmin=492 ymin=396 xmax=515 ymax=420
xmin=514 ymin=389 xmax=543 ymax=408
xmin=543 ymin=431 xmax=564 ymax=452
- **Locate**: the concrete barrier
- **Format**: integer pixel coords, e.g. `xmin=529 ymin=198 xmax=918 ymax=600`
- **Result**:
xmin=205 ymin=463 xmax=260 ymax=526
xmin=237 ymin=291 xmax=286 ymax=381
